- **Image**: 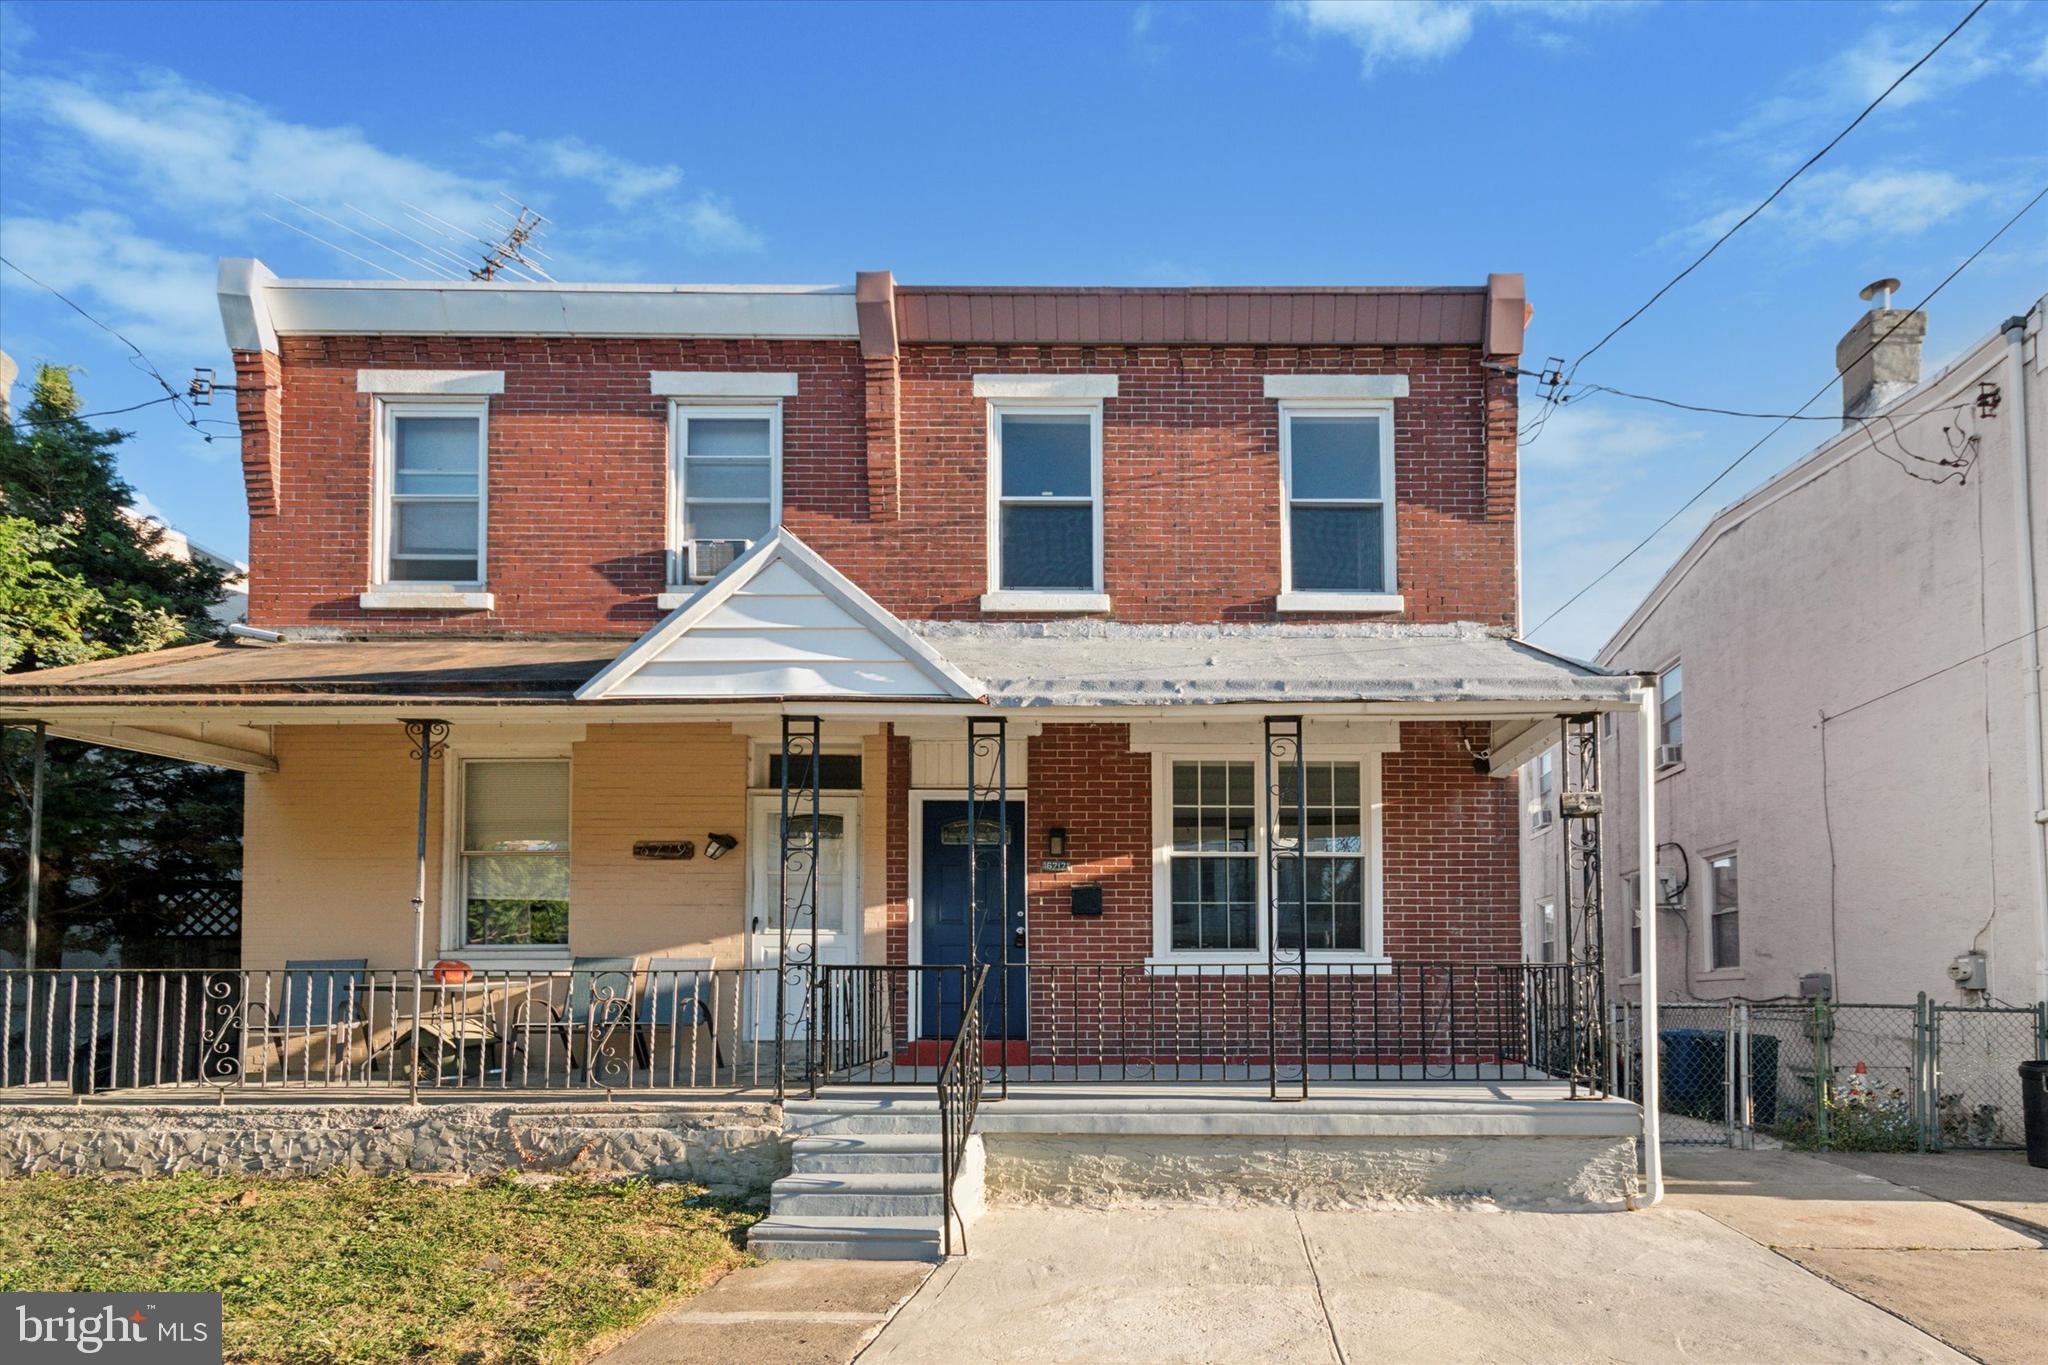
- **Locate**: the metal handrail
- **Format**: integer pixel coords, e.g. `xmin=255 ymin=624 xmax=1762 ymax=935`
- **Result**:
xmin=936 ymin=963 xmax=989 ymax=1258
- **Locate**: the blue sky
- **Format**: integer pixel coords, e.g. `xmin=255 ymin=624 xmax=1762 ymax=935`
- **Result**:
xmin=1 ymin=0 xmax=2042 ymax=657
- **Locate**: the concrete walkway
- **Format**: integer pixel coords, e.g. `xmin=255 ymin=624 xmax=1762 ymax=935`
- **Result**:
xmin=861 ymin=1203 xmax=1965 ymax=1363
xmin=1663 ymin=1148 xmax=2047 ymax=1365
xmin=597 ymin=1259 xmax=930 ymax=1365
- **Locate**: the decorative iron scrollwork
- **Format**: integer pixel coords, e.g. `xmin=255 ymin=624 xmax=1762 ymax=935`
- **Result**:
xmin=779 ymin=716 xmax=823 ymax=1096
xmin=1265 ymin=716 xmax=1308 ymax=1100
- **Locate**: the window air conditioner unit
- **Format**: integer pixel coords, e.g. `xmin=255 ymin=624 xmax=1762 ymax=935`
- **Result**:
xmin=1530 ymin=809 xmax=1554 ymax=832
xmin=686 ymin=538 xmax=750 ymax=583
xmin=1656 ymin=743 xmax=1684 ymax=768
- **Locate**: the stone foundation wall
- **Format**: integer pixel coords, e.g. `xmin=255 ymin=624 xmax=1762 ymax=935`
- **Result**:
xmin=0 ymin=1103 xmax=786 ymax=1197
xmin=983 ymin=1134 xmax=1638 ymax=1210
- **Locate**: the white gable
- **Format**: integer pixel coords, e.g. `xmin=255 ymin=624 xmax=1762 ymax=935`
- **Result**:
xmin=577 ymin=532 xmax=983 ymax=702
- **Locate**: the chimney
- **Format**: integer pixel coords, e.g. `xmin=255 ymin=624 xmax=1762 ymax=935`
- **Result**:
xmin=1837 ymin=277 xmax=1925 ymax=425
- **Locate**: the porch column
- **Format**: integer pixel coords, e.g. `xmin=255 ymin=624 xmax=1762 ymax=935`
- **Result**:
xmin=779 ymin=715 xmax=822 ymax=1099
xmin=1636 ymin=680 xmax=1664 ymax=1204
xmin=401 ymin=719 xmax=449 ymax=971
xmin=1265 ymin=716 xmax=1308 ymax=1102
xmin=966 ymin=716 xmax=1008 ymax=1097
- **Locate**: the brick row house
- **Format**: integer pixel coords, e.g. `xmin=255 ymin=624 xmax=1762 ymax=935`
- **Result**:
xmin=3 ymin=263 xmax=1668 ymax=1249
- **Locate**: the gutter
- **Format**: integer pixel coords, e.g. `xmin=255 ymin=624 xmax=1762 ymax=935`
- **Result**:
xmin=2001 ymin=311 xmax=2048 ymax=1006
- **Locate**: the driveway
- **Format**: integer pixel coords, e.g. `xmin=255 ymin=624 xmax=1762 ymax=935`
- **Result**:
xmin=861 ymin=1201 xmax=1967 ymax=1363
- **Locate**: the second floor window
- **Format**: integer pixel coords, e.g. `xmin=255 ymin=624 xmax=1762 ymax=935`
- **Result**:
xmin=991 ymin=405 xmax=1102 ymax=594
xmin=1708 ymin=851 xmax=1739 ymax=970
xmin=1529 ymin=750 xmax=1555 ymax=832
xmin=1538 ymin=899 xmax=1557 ymax=964
xmin=1281 ymin=404 xmax=1394 ymax=595
xmin=1623 ymin=872 xmax=1642 ymax=976
xmin=381 ymin=402 xmax=485 ymax=584
xmin=672 ymin=404 xmax=781 ymax=584
xmin=1658 ymin=662 xmax=1684 ymax=761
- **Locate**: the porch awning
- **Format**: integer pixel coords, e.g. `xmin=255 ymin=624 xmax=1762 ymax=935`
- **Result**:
xmin=0 ymin=624 xmax=1632 ymax=711
xmin=910 ymin=621 xmax=1637 ymax=709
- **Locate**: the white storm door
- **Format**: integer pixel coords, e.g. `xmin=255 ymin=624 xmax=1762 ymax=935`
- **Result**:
xmin=746 ymin=795 xmax=860 ymax=1039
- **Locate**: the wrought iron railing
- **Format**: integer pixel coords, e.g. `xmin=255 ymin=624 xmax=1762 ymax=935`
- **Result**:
xmin=815 ymin=963 xmax=970 ymax=1087
xmin=937 ymin=964 xmax=989 ymax=1257
xmin=0 ymin=966 xmax=809 ymax=1098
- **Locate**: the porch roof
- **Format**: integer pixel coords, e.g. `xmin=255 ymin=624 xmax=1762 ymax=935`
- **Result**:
xmin=0 ymin=623 xmax=1633 ymax=710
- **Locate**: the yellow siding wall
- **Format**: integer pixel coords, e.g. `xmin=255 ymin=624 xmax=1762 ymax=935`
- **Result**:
xmin=241 ymin=721 xmax=891 ymax=972
xmin=242 ymin=725 xmax=443 ymax=970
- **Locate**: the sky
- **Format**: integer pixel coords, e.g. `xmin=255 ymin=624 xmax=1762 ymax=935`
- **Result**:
xmin=0 ymin=0 xmax=2043 ymax=659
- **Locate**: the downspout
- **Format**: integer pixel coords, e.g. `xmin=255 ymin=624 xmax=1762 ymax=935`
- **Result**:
xmin=1635 ymin=678 xmax=1664 ymax=1204
xmin=2000 ymin=312 xmax=2048 ymax=1007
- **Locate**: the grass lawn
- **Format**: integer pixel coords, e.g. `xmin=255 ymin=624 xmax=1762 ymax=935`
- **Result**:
xmin=0 ymin=1172 xmax=761 ymax=1363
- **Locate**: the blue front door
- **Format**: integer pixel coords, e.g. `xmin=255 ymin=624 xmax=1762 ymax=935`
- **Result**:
xmin=920 ymin=801 xmax=1028 ymax=1040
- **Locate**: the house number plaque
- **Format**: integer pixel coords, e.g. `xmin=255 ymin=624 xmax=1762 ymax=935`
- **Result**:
xmin=633 ymin=841 xmax=696 ymax=861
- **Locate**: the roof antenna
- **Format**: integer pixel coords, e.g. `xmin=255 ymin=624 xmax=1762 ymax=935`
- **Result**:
xmin=471 ymin=205 xmax=554 ymax=282
xmin=1860 ymin=277 xmax=1901 ymax=311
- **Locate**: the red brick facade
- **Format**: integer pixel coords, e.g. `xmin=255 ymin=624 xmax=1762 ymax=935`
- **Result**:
xmin=241 ymin=338 xmax=1517 ymax=631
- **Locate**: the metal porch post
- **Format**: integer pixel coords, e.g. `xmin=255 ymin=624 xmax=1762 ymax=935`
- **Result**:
xmin=402 ymin=719 xmax=448 ymax=1105
xmin=967 ymin=717 xmax=1008 ymax=1098
xmin=1266 ymin=717 xmax=1308 ymax=1102
xmin=1560 ymin=714 xmax=1606 ymax=1098
xmin=779 ymin=716 xmax=822 ymax=1100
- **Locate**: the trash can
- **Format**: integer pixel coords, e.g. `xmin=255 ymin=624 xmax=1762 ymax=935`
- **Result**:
xmin=2022 ymin=1060 xmax=2048 ymax=1169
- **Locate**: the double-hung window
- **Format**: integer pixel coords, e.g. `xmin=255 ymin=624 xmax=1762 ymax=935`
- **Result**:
xmin=1708 ymin=851 xmax=1739 ymax=970
xmin=457 ymin=758 xmax=571 ymax=949
xmin=1156 ymin=751 xmax=1379 ymax=964
xmin=1529 ymin=750 xmax=1556 ymax=832
xmin=1624 ymin=872 xmax=1642 ymax=976
xmin=671 ymin=404 xmax=781 ymax=585
xmin=1658 ymin=662 xmax=1684 ymax=765
xmin=987 ymin=403 xmax=1103 ymax=605
xmin=379 ymin=402 xmax=486 ymax=585
xmin=1538 ymin=899 xmax=1558 ymax=964
xmin=1279 ymin=402 xmax=1395 ymax=605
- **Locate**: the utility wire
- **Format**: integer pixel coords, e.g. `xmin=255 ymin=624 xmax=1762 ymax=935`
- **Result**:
xmin=5 ymin=394 xmax=184 ymax=428
xmin=1562 ymin=0 xmax=1989 ymax=383
xmin=0 ymin=253 xmax=215 ymax=441
xmin=1528 ymin=182 xmax=2048 ymax=639
xmin=1821 ymin=626 xmax=2047 ymax=725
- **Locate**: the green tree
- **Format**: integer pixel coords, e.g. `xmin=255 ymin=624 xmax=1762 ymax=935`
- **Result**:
xmin=2 ymin=364 xmax=242 ymax=967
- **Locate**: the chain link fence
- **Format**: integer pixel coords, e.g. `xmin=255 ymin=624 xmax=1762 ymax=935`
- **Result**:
xmin=1615 ymin=997 xmax=2045 ymax=1152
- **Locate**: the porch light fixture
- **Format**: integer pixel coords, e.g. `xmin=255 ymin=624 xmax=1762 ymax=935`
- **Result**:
xmin=1046 ymin=826 xmax=1068 ymax=859
xmin=705 ymin=832 xmax=739 ymax=861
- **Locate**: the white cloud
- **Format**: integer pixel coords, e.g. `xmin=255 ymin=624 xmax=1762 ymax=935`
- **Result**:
xmin=1278 ymin=0 xmax=1639 ymax=75
xmin=0 ymin=210 xmax=221 ymax=359
xmin=485 ymin=133 xmax=683 ymax=209
xmin=682 ymin=195 xmax=765 ymax=254
xmin=1672 ymin=167 xmax=2001 ymax=250
xmin=2025 ymin=32 xmax=2048 ymax=81
xmin=1280 ymin=0 xmax=1475 ymax=73
xmin=1519 ymin=400 xmax=1700 ymax=474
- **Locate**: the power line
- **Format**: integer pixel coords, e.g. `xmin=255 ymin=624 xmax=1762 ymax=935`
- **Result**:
xmin=1821 ymin=627 xmax=2047 ymax=724
xmin=0 ymin=253 xmax=214 ymax=441
xmin=1528 ymin=181 xmax=2048 ymax=639
xmin=1560 ymin=0 xmax=1988 ymax=385
xmin=5 ymin=394 xmax=184 ymax=429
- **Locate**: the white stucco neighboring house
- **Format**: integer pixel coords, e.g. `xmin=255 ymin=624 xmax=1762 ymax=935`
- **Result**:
xmin=121 ymin=507 xmax=250 ymax=626
xmin=1522 ymin=291 xmax=2048 ymax=1009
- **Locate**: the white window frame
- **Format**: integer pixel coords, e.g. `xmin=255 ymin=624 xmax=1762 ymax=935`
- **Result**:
xmin=1657 ymin=660 xmax=1684 ymax=767
xmin=1705 ymin=848 xmax=1740 ymax=973
xmin=1275 ymin=399 xmax=1402 ymax=613
xmin=367 ymin=397 xmax=491 ymax=607
xmin=1537 ymin=898 xmax=1557 ymax=964
xmin=439 ymin=741 xmax=574 ymax=969
xmin=665 ymin=399 xmax=784 ymax=602
xmin=982 ymin=398 xmax=1108 ymax=613
xmin=1146 ymin=747 xmax=1386 ymax=971
xmin=1622 ymin=872 xmax=1642 ymax=978
xmin=1528 ymin=750 xmax=1556 ymax=833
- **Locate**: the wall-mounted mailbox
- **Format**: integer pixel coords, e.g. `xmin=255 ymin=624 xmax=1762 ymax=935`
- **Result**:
xmin=1070 ymin=884 xmax=1103 ymax=917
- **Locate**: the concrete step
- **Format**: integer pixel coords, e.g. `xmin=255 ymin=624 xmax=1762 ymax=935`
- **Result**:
xmin=781 ymin=1099 xmax=943 ymax=1137
xmin=770 ymin=1171 xmax=945 ymax=1219
xmin=747 ymin=1213 xmax=944 ymax=1262
xmin=792 ymin=1134 xmax=945 ymax=1175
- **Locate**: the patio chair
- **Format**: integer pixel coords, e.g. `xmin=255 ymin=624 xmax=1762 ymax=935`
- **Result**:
xmin=526 ymin=956 xmax=637 ymax=1082
xmin=634 ymin=957 xmax=727 ymax=1076
xmin=245 ymin=959 xmax=369 ymax=1078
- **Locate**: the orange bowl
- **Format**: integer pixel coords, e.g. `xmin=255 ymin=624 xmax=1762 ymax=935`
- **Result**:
xmin=431 ymin=959 xmax=472 ymax=984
